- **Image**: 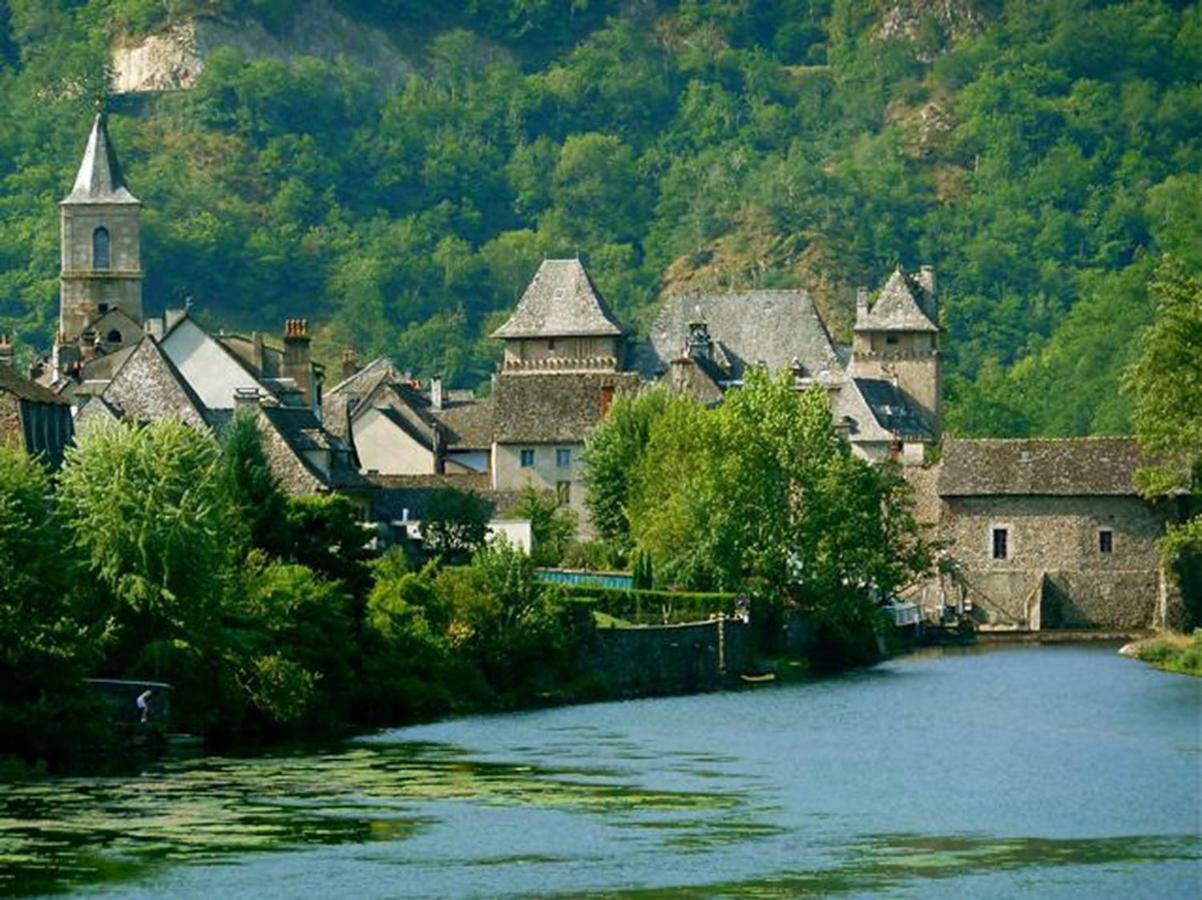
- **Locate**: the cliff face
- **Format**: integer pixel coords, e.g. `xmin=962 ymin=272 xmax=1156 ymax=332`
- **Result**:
xmin=110 ymin=0 xmax=413 ymax=94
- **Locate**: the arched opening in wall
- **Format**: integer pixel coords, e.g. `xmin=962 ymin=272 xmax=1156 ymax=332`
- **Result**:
xmin=93 ymin=227 xmax=110 ymax=270
xmin=106 ymin=329 xmax=123 ymax=344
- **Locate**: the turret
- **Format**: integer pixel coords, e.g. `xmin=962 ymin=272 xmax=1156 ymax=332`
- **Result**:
xmin=59 ymin=111 xmax=143 ymax=345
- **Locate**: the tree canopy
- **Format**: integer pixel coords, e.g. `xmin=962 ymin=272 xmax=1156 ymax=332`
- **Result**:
xmin=1 ymin=1 xmax=1199 ymax=434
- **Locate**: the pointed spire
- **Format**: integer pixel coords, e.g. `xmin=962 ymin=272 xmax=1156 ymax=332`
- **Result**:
xmin=62 ymin=111 xmax=140 ymax=205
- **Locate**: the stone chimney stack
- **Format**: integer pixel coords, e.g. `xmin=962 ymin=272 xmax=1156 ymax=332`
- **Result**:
xmin=916 ymin=266 xmax=936 ymax=319
xmin=686 ymin=319 xmax=712 ymax=362
xmin=855 ymin=286 xmax=869 ymax=326
xmin=341 ymin=348 xmax=359 ymax=381
xmin=0 ymin=335 xmax=12 ymax=368
xmin=80 ymin=329 xmax=98 ymax=362
xmin=234 ymin=387 xmax=261 ymax=410
xmin=430 ymin=376 xmax=443 ymax=411
xmin=282 ymin=318 xmax=312 ymax=407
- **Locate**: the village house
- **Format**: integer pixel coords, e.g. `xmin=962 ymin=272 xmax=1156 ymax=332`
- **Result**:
xmin=905 ymin=438 xmax=1184 ymax=631
xmin=36 ymin=111 xmax=357 ymax=497
xmin=22 ymin=112 xmax=1184 ymax=632
xmin=0 ymin=337 xmax=73 ymax=468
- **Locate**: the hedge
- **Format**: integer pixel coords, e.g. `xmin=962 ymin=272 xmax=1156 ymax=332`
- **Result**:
xmin=556 ymin=585 xmax=738 ymax=625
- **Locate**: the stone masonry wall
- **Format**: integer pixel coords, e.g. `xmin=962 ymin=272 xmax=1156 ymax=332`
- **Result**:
xmin=580 ymin=619 xmax=753 ymax=697
xmin=941 ymin=494 xmax=1165 ymax=629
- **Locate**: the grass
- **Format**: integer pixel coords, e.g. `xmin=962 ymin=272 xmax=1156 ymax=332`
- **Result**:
xmin=1128 ymin=630 xmax=1202 ymax=677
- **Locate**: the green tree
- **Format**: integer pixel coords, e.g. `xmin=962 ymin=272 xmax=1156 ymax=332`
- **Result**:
xmin=57 ymin=420 xmax=237 ymax=673
xmin=583 ymin=386 xmax=671 ymax=552
xmin=1124 ymin=258 xmax=1202 ymax=624
xmin=512 ymin=484 xmax=577 ymax=566
xmin=421 ymin=489 xmax=491 ymax=561
xmin=220 ymin=409 xmax=289 ymax=555
xmin=0 ymin=446 xmax=107 ymax=769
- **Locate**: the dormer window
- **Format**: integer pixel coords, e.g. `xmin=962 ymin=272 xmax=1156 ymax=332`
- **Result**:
xmin=106 ymin=329 xmax=123 ymax=344
xmin=93 ymin=227 xmax=110 ymax=270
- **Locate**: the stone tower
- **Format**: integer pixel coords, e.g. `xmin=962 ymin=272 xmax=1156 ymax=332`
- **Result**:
xmin=59 ymin=112 xmax=143 ymax=344
xmin=849 ymin=266 xmax=941 ymax=437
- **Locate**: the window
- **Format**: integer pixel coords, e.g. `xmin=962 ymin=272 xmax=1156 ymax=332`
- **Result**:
xmin=992 ymin=528 xmax=1009 ymax=560
xmin=885 ymin=333 xmax=899 ymax=345
xmin=520 ymin=448 xmax=534 ymax=468
xmin=106 ymin=329 xmax=123 ymax=344
xmin=97 ymin=302 xmax=109 ymax=314
xmin=1099 ymin=529 xmax=1113 ymax=554
xmin=556 ymin=481 xmax=571 ymax=505
xmin=556 ymin=447 xmax=571 ymax=468
xmin=547 ymin=338 xmax=556 ymax=351
xmin=93 ymin=227 xmax=110 ymax=270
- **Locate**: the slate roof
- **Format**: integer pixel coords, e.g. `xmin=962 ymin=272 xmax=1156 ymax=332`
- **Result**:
xmin=0 ymin=363 xmax=72 ymax=404
xmin=855 ymin=268 xmax=937 ymax=333
xmin=97 ymin=336 xmax=209 ymax=430
xmin=61 ymin=113 xmax=140 ymax=205
xmin=260 ymin=405 xmax=341 ymax=452
xmin=493 ymin=371 xmax=640 ymax=443
xmin=938 ymin=438 xmax=1143 ymax=497
xmin=430 ymin=398 xmax=494 ymax=449
xmin=492 ymin=259 xmax=624 ymax=339
xmin=637 ymin=290 xmax=843 ymax=381
xmin=854 ymin=377 xmax=933 ymax=441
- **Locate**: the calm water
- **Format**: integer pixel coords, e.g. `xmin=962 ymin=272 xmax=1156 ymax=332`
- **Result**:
xmin=2 ymin=644 xmax=1200 ymax=898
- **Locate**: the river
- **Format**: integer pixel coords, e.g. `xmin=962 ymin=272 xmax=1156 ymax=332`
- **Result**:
xmin=2 ymin=643 xmax=1199 ymax=898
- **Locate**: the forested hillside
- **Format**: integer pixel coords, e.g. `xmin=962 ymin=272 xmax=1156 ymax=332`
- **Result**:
xmin=1 ymin=0 xmax=1199 ymax=435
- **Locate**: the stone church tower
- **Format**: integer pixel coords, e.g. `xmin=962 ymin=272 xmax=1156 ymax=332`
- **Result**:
xmin=848 ymin=266 xmax=941 ymax=438
xmin=58 ymin=112 xmax=143 ymax=346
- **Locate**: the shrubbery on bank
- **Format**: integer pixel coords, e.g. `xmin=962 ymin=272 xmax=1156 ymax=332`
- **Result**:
xmin=0 ymin=415 xmax=589 ymax=775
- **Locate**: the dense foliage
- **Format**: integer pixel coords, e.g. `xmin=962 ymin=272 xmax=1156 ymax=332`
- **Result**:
xmin=589 ymin=369 xmax=933 ymax=666
xmin=0 ymin=417 xmax=586 ymax=773
xmin=2 ymin=1 xmax=1200 ymax=434
xmin=1124 ymin=258 xmax=1202 ymax=625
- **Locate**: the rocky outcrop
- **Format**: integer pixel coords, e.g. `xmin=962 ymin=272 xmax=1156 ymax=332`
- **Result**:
xmin=111 ymin=0 xmax=413 ymax=95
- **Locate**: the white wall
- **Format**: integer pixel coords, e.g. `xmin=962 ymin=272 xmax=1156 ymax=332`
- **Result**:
xmin=354 ymin=406 xmax=435 ymax=475
xmin=160 ymin=318 xmax=260 ymax=409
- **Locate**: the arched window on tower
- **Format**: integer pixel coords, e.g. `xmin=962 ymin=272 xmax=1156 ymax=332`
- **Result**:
xmin=93 ymin=227 xmax=110 ymax=270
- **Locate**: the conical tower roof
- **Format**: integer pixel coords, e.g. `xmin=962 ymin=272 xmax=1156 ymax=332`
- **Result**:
xmin=855 ymin=267 xmax=937 ymax=332
xmin=492 ymin=259 xmax=623 ymax=339
xmin=61 ymin=112 xmax=140 ymax=205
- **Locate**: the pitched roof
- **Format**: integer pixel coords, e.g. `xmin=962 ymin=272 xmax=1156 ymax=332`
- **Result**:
xmin=854 ymin=377 xmax=934 ymax=441
xmin=493 ymin=371 xmax=640 ymax=443
xmin=637 ymin=290 xmax=843 ymax=381
xmin=430 ymin=398 xmax=494 ymax=449
xmin=855 ymin=268 xmax=937 ymax=333
xmin=61 ymin=113 xmax=140 ymax=205
xmin=938 ymin=437 xmax=1144 ymax=497
xmin=0 ymin=363 xmax=72 ymax=404
xmin=492 ymin=259 xmax=624 ymax=339
xmin=98 ymin=336 xmax=209 ymax=430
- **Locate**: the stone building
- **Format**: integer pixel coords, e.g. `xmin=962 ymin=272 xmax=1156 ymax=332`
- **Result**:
xmin=0 ymin=345 xmax=73 ymax=469
xmin=489 ymin=259 xmax=640 ymax=522
xmin=37 ymin=112 xmax=354 ymax=496
xmin=322 ymin=357 xmax=493 ymax=477
xmin=907 ymin=438 xmax=1182 ymax=631
xmin=635 ymin=273 xmax=938 ymax=462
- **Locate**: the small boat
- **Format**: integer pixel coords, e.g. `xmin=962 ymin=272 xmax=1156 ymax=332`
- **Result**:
xmin=739 ymin=672 xmax=776 ymax=685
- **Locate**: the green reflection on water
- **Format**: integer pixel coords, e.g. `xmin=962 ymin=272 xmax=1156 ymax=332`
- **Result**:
xmin=584 ymin=832 xmax=1202 ymax=898
xmin=0 ymin=740 xmax=742 ymax=896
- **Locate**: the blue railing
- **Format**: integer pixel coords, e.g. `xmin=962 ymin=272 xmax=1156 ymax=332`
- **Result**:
xmin=535 ymin=568 xmax=634 ymax=590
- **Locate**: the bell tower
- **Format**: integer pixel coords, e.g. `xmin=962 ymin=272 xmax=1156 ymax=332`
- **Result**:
xmin=59 ymin=110 xmax=143 ymax=344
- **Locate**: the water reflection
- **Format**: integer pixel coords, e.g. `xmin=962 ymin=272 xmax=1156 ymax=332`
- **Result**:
xmin=1 ymin=644 xmax=1199 ymax=898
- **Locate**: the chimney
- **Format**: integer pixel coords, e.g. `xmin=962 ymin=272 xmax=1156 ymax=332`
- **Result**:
xmin=430 ymin=376 xmax=443 ymax=411
xmin=282 ymin=318 xmax=312 ymax=408
xmin=80 ymin=329 xmax=98 ymax=362
xmin=234 ymin=387 xmax=261 ymax=410
xmin=341 ymin=348 xmax=359 ymax=380
xmin=252 ymin=332 xmax=265 ymax=374
xmin=686 ymin=320 xmax=712 ymax=362
xmin=855 ymin=287 xmax=869 ymax=326
xmin=0 ymin=335 xmax=11 ymax=368
xmin=917 ymin=265 xmax=937 ymax=319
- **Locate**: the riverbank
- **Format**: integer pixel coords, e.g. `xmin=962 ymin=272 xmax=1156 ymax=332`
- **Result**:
xmin=1120 ymin=630 xmax=1202 ymax=677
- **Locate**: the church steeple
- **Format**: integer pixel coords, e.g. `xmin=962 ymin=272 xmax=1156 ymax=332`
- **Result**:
xmin=58 ymin=110 xmax=144 ymax=349
xmin=62 ymin=112 xmax=140 ymax=205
